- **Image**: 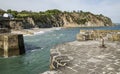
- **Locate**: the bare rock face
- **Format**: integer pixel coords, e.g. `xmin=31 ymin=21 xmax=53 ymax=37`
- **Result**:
xmin=9 ymin=20 xmax=24 ymax=30
xmin=0 ymin=28 xmax=11 ymax=33
xmin=0 ymin=18 xmax=35 ymax=30
xmin=27 ymin=17 xmax=35 ymax=26
xmin=33 ymin=12 xmax=114 ymax=28
xmin=0 ymin=33 xmax=25 ymax=58
xmin=49 ymin=41 xmax=120 ymax=74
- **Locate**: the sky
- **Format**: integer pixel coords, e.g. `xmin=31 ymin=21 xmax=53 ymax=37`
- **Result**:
xmin=0 ymin=0 xmax=120 ymax=23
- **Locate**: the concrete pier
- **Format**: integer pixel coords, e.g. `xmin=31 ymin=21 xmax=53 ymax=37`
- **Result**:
xmin=0 ymin=33 xmax=25 ymax=58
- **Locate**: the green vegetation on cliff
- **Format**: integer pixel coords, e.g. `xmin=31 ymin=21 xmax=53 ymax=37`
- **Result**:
xmin=0 ymin=9 xmax=114 ymax=28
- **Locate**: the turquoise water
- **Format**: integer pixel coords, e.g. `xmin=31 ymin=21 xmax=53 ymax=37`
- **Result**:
xmin=0 ymin=25 xmax=120 ymax=74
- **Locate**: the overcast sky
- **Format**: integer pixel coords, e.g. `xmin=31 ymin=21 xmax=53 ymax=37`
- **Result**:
xmin=0 ymin=0 xmax=120 ymax=23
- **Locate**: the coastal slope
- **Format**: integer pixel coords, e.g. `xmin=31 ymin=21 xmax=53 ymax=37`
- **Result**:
xmin=0 ymin=9 xmax=114 ymax=30
xmin=31 ymin=11 xmax=114 ymax=28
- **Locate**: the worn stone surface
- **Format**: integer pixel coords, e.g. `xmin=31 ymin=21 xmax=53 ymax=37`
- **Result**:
xmin=0 ymin=33 xmax=25 ymax=57
xmin=76 ymin=30 xmax=120 ymax=41
xmin=49 ymin=41 xmax=120 ymax=74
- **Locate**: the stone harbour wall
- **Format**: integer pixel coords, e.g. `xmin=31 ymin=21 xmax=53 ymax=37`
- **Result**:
xmin=0 ymin=33 xmax=25 ymax=58
xmin=47 ymin=30 xmax=120 ymax=74
xmin=76 ymin=30 xmax=120 ymax=41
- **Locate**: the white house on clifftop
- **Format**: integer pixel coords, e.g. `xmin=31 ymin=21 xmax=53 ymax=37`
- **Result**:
xmin=3 ymin=13 xmax=14 ymax=19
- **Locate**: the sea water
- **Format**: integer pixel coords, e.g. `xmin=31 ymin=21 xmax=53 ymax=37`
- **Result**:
xmin=0 ymin=25 xmax=120 ymax=74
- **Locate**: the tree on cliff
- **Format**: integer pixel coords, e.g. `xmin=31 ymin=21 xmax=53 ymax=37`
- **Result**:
xmin=0 ymin=9 xmax=113 ymax=28
xmin=7 ymin=9 xmax=18 ymax=18
xmin=45 ymin=9 xmax=62 ymax=14
xmin=0 ymin=9 xmax=6 ymax=15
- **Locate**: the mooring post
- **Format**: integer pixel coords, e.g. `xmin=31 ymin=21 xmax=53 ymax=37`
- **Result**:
xmin=100 ymin=35 xmax=106 ymax=48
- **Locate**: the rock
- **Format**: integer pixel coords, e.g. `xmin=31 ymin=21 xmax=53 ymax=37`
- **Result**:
xmin=35 ymin=12 xmax=114 ymax=28
xmin=0 ymin=18 xmax=35 ymax=30
xmin=0 ymin=28 xmax=11 ymax=33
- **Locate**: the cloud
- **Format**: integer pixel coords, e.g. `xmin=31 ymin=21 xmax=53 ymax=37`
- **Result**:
xmin=0 ymin=0 xmax=120 ymax=22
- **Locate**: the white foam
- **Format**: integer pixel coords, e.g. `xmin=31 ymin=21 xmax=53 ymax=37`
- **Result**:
xmin=55 ymin=27 xmax=61 ymax=30
xmin=41 ymin=71 xmax=58 ymax=74
xmin=34 ymin=31 xmax=45 ymax=35
xmin=23 ymin=27 xmax=62 ymax=36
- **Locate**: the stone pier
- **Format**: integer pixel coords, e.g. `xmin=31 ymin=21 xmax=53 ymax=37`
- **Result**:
xmin=0 ymin=33 xmax=25 ymax=58
xmin=45 ymin=30 xmax=120 ymax=74
xmin=48 ymin=41 xmax=120 ymax=74
xmin=76 ymin=30 xmax=120 ymax=41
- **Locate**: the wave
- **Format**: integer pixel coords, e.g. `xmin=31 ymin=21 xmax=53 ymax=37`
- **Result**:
xmin=34 ymin=31 xmax=45 ymax=35
xmin=24 ymin=27 xmax=62 ymax=36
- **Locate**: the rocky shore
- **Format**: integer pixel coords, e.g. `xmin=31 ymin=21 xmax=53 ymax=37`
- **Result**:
xmin=43 ymin=40 xmax=120 ymax=74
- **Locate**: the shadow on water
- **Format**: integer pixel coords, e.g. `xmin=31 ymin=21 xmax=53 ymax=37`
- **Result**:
xmin=24 ymin=43 xmax=42 ymax=51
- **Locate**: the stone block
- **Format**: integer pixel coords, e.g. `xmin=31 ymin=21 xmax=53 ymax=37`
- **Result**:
xmin=77 ymin=30 xmax=120 ymax=41
xmin=0 ymin=33 xmax=25 ymax=58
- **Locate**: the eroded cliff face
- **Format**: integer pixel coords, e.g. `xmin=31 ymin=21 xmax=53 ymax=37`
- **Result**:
xmin=33 ymin=12 xmax=114 ymax=28
xmin=0 ymin=17 xmax=36 ymax=30
xmin=0 ymin=12 xmax=114 ymax=30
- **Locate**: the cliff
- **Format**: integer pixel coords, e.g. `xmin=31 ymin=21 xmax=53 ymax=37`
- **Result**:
xmin=33 ymin=12 xmax=114 ymax=28
xmin=0 ymin=10 xmax=114 ymax=30
xmin=0 ymin=18 xmax=35 ymax=30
